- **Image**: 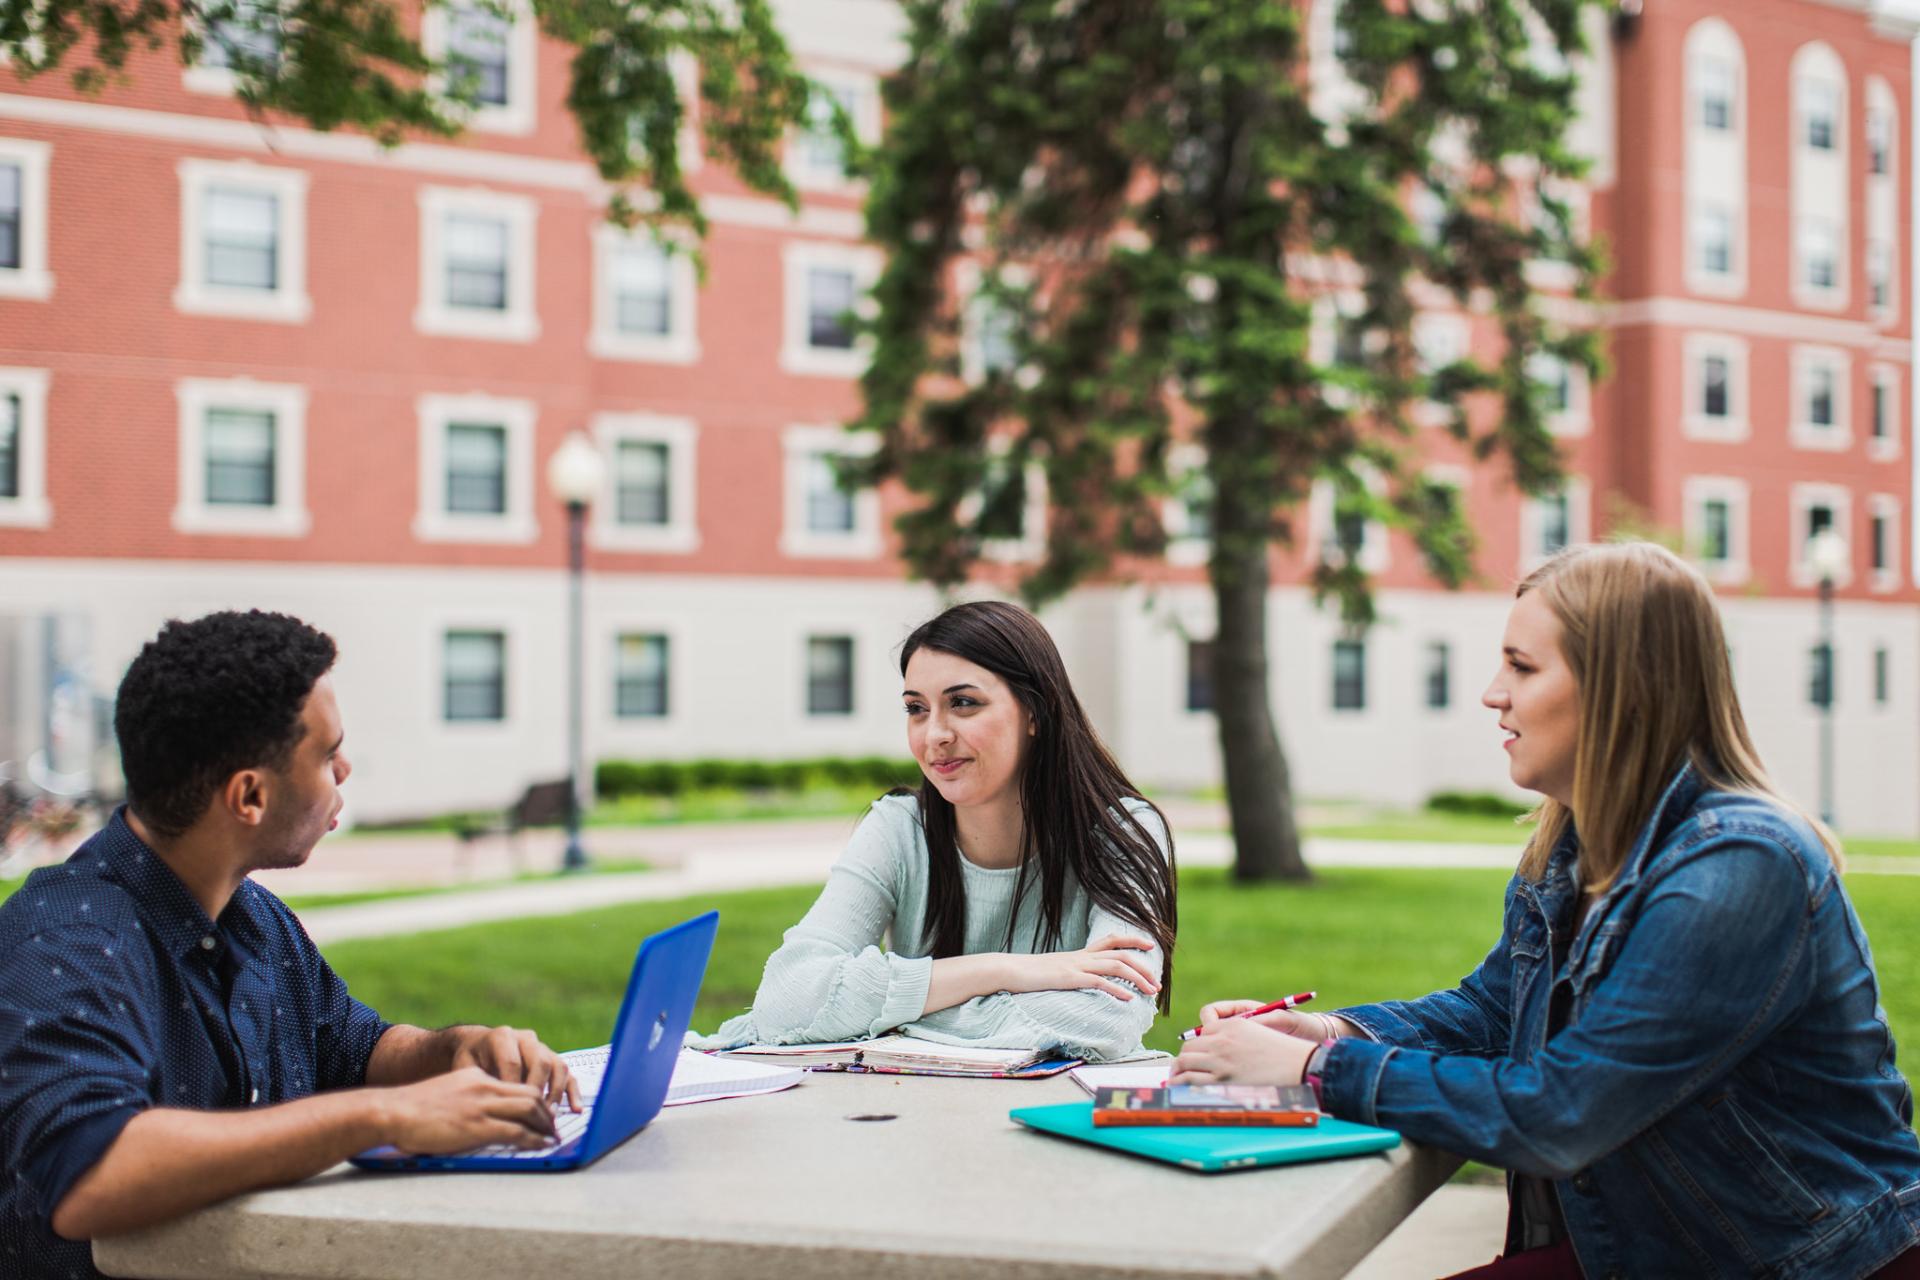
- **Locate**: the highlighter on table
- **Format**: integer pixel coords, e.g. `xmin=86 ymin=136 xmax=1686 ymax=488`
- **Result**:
xmin=1177 ymin=991 xmax=1316 ymax=1042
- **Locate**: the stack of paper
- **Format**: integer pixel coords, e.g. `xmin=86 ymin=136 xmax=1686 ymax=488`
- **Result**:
xmin=724 ymin=1033 xmax=1059 ymax=1075
xmin=562 ymin=1045 xmax=803 ymax=1106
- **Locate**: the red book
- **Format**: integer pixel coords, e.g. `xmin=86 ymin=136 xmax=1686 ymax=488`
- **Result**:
xmin=1090 ymin=1084 xmax=1322 ymax=1128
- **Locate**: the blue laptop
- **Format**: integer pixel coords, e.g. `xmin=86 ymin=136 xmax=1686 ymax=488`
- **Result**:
xmin=351 ymin=910 xmax=718 ymax=1173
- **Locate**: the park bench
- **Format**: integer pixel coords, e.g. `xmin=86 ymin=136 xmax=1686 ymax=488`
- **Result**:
xmin=451 ymin=779 xmax=574 ymax=876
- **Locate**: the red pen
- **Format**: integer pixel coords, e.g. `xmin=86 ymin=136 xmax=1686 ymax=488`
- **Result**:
xmin=1178 ymin=991 xmax=1316 ymax=1042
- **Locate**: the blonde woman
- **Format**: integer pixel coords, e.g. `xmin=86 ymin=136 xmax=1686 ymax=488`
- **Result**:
xmin=1176 ymin=543 xmax=1920 ymax=1279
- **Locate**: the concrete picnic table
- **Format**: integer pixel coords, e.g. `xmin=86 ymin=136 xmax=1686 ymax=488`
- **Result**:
xmin=94 ymin=1070 xmax=1462 ymax=1280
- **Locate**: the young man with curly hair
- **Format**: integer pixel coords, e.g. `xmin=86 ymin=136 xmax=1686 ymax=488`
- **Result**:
xmin=0 ymin=611 xmax=579 ymax=1280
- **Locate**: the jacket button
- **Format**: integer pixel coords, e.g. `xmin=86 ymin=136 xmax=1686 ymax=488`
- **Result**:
xmin=1572 ymin=1172 xmax=1594 ymax=1194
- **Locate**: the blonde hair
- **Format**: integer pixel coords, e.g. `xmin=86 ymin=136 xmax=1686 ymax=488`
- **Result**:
xmin=1516 ymin=541 xmax=1840 ymax=891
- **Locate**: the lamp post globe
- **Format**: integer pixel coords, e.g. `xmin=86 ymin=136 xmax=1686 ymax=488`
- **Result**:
xmin=548 ymin=431 xmax=605 ymax=872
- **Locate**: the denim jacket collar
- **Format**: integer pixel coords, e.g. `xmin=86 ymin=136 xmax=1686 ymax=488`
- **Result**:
xmin=1563 ymin=759 xmax=1706 ymax=977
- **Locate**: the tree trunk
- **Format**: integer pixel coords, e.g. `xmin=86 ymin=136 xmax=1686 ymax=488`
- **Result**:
xmin=1210 ymin=539 xmax=1311 ymax=882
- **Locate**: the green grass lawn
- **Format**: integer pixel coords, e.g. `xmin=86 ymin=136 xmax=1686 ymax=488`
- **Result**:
xmin=324 ymin=866 xmax=1920 ymax=1064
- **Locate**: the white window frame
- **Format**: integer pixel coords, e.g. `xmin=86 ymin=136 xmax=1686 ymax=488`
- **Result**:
xmin=1681 ymin=332 xmax=1748 ymax=442
xmin=1527 ymin=350 xmax=1590 ymax=437
xmin=591 ymin=412 xmax=699 ymax=554
xmin=0 ymin=138 xmax=53 ymax=301
xmin=1164 ymin=442 xmax=1211 ymax=568
xmin=1411 ymin=310 xmax=1471 ymax=426
xmin=588 ymin=225 xmax=699 ymax=364
xmin=779 ymin=424 xmax=881 ymax=559
xmin=800 ymin=630 xmax=859 ymax=720
xmin=1869 ymin=363 xmax=1901 ymax=462
xmin=786 ymin=68 xmax=881 ymax=193
xmin=607 ymin=624 xmax=678 ymax=726
xmin=1868 ymin=495 xmax=1901 ymax=593
xmin=171 ymin=377 xmax=310 ymax=537
xmin=957 ymin=260 xmax=1031 ymax=386
xmin=181 ymin=3 xmax=280 ymax=97
xmin=411 ymin=392 xmax=538 ymax=545
xmin=961 ymin=440 xmax=1048 ymax=565
xmin=415 ymin=185 xmax=539 ymax=343
xmin=1790 ymin=45 xmax=1849 ymax=313
xmin=1681 ymin=475 xmax=1750 ymax=586
xmin=1520 ymin=477 xmax=1590 ymax=572
xmin=0 ymin=366 xmax=51 ymax=528
xmin=779 ymin=241 xmax=881 ymax=378
xmin=1688 ymin=203 xmax=1742 ymax=295
xmin=174 ymin=158 xmax=310 ymax=323
xmin=1309 ymin=474 xmax=1389 ymax=575
xmin=421 ymin=0 xmax=538 ymax=136
xmin=1788 ymin=344 xmax=1850 ymax=452
xmin=1790 ymin=483 xmax=1852 ymax=588
xmin=432 ymin=618 xmax=521 ymax=730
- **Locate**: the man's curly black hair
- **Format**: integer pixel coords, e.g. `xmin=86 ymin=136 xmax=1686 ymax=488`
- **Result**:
xmin=114 ymin=611 xmax=338 ymax=838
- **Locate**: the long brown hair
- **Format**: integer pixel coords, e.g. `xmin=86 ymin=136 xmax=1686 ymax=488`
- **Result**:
xmin=898 ymin=600 xmax=1179 ymax=1012
xmin=1516 ymin=542 xmax=1840 ymax=892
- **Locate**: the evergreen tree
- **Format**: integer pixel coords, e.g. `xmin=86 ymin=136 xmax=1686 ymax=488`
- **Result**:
xmin=0 ymin=0 xmax=814 ymax=236
xmin=852 ymin=0 xmax=1605 ymax=879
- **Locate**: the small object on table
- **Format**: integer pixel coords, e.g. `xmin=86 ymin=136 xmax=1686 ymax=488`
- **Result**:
xmin=1092 ymin=1083 xmax=1322 ymax=1128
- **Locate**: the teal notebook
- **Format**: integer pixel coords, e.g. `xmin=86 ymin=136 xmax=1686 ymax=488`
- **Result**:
xmin=1009 ymin=1102 xmax=1400 ymax=1173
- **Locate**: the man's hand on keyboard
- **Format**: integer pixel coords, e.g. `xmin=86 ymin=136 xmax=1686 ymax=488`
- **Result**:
xmin=450 ymin=1024 xmax=584 ymax=1113
xmin=381 ymin=1066 xmax=560 ymax=1155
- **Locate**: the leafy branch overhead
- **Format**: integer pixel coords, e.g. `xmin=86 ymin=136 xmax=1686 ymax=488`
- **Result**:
xmin=0 ymin=0 xmax=815 ymax=239
xmin=850 ymin=0 xmax=1606 ymax=623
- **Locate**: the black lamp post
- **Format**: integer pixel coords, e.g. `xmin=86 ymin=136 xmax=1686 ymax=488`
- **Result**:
xmin=1807 ymin=529 xmax=1848 ymax=830
xmin=546 ymin=431 xmax=606 ymax=873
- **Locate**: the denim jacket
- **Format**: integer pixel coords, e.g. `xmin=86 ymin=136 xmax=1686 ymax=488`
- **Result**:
xmin=1320 ymin=763 xmax=1920 ymax=1279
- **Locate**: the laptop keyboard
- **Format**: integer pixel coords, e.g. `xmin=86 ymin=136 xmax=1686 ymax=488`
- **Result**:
xmin=464 ymin=1101 xmax=592 ymax=1158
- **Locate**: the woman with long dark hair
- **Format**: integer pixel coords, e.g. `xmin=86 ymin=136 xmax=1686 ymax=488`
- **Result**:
xmin=694 ymin=601 xmax=1177 ymax=1061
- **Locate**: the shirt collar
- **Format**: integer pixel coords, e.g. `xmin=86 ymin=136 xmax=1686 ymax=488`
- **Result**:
xmin=98 ymin=807 xmax=268 ymax=962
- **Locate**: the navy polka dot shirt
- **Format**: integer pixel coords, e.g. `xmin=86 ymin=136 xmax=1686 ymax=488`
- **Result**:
xmin=0 ymin=809 xmax=391 ymax=1280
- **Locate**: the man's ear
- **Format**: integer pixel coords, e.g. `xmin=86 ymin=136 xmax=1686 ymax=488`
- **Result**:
xmin=222 ymin=770 xmax=270 ymax=828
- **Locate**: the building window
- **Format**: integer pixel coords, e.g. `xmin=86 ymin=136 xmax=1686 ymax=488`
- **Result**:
xmin=781 ymin=424 xmax=880 ymax=558
xmin=1791 ymin=483 xmax=1851 ymax=588
xmin=413 ymin=393 xmax=537 ymax=544
xmin=204 ymin=408 xmax=276 ymax=506
xmin=1537 ymin=492 xmax=1569 ymax=557
xmin=1702 ymin=355 xmax=1729 ymax=418
xmin=1874 ymin=647 xmax=1890 ymax=706
xmin=960 ymin=265 xmax=1028 ymax=384
xmin=185 ymin=0 xmax=280 ymax=92
xmin=1528 ymin=351 xmax=1587 ymax=435
xmin=0 ymin=139 xmax=53 ymax=301
xmin=1799 ymin=219 xmax=1838 ymax=291
xmin=1802 ymin=79 xmax=1837 ymax=151
xmin=445 ymin=423 xmax=506 ymax=515
xmin=615 ymin=633 xmax=670 ymax=719
xmin=590 ymin=228 xmax=699 ymax=363
xmin=1424 ymin=640 xmax=1450 ymax=711
xmin=1869 ymin=109 xmax=1891 ymax=175
xmin=172 ymin=378 xmax=309 ymax=537
xmin=1807 ymin=644 xmax=1834 ymax=709
xmin=806 ymin=636 xmax=855 ymax=716
xmin=1868 ymin=240 xmax=1893 ymax=312
xmin=1869 ymin=497 xmax=1901 ymax=590
xmin=1683 ymin=335 xmax=1748 ymax=441
xmin=415 ymin=187 xmax=538 ymax=342
xmin=1791 ymin=347 xmax=1850 ymax=450
xmin=590 ymin=413 xmax=699 ymax=553
xmin=444 ymin=630 xmax=507 ymax=722
xmin=175 ymin=160 xmax=309 ymax=322
xmin=1331 ymin=638 xmax=1366 ymax=712
xmin=780 ymin=243 xmax=880 ymax=377
xmin=1186 ymin=639 xmax=1215 ymax=713
xmin=1695 ymin=206 xmax=1734 ymax=277
xmin=424 ymin=0 xmax=535 ymax=134
xmin=788 ymin=72 xmax=879 ymax=190
xmin=1869 ymin=367 xmax=1900 ymax=460
xmin=0 ymin=368 xmax=51 ymax=528
xmin=1311 ymin=475 xmax=1388 ymax=573
xmin=1699 ymin=56 xmax=1735 ymax=131
xmin=1684 ymin=476 xmax=1749 ymax=586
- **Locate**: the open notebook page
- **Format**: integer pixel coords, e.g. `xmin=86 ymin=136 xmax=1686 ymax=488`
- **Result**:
xmin=562 ymin=1045 xmax=802 ymax=1106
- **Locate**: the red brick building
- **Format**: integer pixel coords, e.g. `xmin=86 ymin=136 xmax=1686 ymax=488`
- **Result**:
xmin=0 ymin=0 xmax=1915 ymax=834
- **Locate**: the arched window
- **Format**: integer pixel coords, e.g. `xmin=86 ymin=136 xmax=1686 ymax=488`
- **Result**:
xmin=1683 ymin=20 xmax=1746 ymax=298
xmin=1791 ymin=43 xmax=1849 ymax=310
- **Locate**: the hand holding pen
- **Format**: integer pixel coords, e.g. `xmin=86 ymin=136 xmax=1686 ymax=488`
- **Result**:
xmin=1179 ymin=991 xmax=1317 ymax=1042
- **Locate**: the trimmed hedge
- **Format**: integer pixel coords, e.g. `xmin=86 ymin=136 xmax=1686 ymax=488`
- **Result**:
xmin=595 ymin=756 xmax=923 ymax=799
xmin=1426 ymin=790 xmax=1532 ymax=819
